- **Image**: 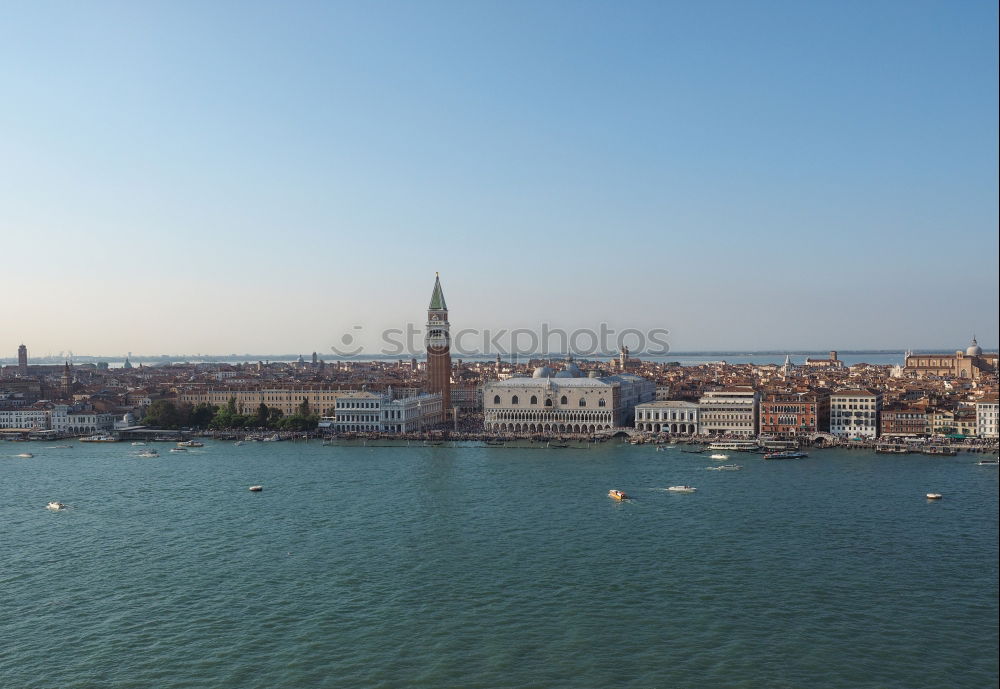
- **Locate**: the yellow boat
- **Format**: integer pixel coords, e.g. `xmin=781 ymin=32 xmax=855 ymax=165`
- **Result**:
xmin=608 ymin=489 xmax=629 ymax=501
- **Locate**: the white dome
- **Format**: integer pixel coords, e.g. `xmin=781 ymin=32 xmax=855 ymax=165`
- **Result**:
xmin=532 ymin=366 xmax=554 ymax=378
xmin=966 ymin=337 xmax=982 ymax=356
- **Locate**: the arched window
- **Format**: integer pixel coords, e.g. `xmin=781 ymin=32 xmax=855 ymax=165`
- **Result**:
xmin=511 ymin=395 xmax=519 ymax=405
xmin=598 ymin=398 xmax=607 ymax=407
xmin=579 ymin=398 xmax=587 ymax=407
xmin=560 ymin=396 xmax=568 ymax=405
xmin=493 ymin=395 xmax=500 ymax=404
xmin=530 ymin=396 xmax=537 ymax=405
xmin=545 ymin=398 xmax=553 ymax=407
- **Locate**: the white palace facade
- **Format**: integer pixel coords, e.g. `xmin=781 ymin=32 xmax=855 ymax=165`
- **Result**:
xmin=483 ymin=359 xmax=654 ymax=434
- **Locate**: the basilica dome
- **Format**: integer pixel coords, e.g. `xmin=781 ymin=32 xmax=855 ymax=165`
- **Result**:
xmin=966 ymin=337 xmax=982 ymax=357
xmin=532 ymin=366 xmax=554 ymax=378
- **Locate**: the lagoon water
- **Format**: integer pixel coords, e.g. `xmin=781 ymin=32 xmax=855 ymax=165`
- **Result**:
xmin=3 ymin=440 xmax=997 ymax=688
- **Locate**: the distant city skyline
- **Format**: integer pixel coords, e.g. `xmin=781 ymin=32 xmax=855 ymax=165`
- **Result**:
xmin=2 ymin=2 xmax=997 ymax=353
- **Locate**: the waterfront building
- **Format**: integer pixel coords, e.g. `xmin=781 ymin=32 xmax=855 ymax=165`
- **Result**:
xmin=903 ymin=338 xmax=997 ymax=380
xmin=319 ymin=391 xmax=443 ymax=433
xmin=325 ymin=392 xmax=382 ymax=432
xmin=0 ymin=406 xmax=50 ymax=430
xmin=425 ymin=274 xmax=452 ymax=411
xmin=880 ymin=406 xmax=930 ymax=437
xmin=51 ymin=406 xmax=115 ymax=434
xmin=976 ymin=397 xmax=998 ymax=438
xmin=829 ymin=390 xmax=882 ymax=438
xmin=0 ymin=405 xmax=114 ymax=433
xmin=698 ymin=387 xmax=759 ymax=437
xmin=759 ymin=390 xmax=830 ymax=437
xmin=381 ymin=393 xmax=444 ymax=433
xmin=634 ymin=400 xmax=699 ymax=434
xmin=927 ymin=408 xmax=978 ymax=437
xmin=483 ymin=359 xmax=654 ymax=434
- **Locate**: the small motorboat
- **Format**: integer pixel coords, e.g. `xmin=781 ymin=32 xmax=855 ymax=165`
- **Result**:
xmin=926 ymin=493 xmax=943 ymax=500
xmin=707 ymin=464 xmax=742 ymax=471
xmin=709 ymin=453 xmax=728 ymax=460
xmin=169 ymin=448 xmax=187 ymax=453
xmin=16 ymin=453 xmax=34 ymax=458
xmin=131 ymin=442 xmax=146 ymax=446
xmin=249 ymin=485 xmax=264 ymax=492
xmin=667 ymin=485 xmax=697 ymax=493
xmin=976 ymin=458 xmax=998 ymax=466
xmin=47 ymin=501 xmax=68 ymax=511
xmin=608 ymin=489 xmax=629 ymax=501
xmin=177 ymin=440 xmax=204 ymax=448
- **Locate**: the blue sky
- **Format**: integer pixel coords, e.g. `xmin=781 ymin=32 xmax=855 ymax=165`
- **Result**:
xmin=1 ymin=0 xmax=997 ymax=356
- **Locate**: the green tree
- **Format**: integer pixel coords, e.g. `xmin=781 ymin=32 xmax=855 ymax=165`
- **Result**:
xmin=190 ymin=403 xmax=218 ymax=428
xmin=297 ymin=398 xmax=311 ymax=416
xmin=142 ymin=400 xmax=183 ymax=429
xmin=254 ymin=402 xmax=270 ymax=428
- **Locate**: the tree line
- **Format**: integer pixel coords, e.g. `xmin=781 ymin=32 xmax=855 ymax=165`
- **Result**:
xmin=142 ymin=397 xmax=320 ymax=431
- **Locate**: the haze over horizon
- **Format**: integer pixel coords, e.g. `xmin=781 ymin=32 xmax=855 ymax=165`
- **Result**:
xmin=2 ymin=1 xmax=997 ymax=354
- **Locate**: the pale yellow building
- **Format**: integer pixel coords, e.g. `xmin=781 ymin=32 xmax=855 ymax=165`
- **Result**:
xmin=176 ymin=388 xmax=348 ymax=416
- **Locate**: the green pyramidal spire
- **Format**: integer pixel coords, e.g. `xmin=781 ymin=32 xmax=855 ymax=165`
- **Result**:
xmin=429 ymin=272 xmax=447 ymax=310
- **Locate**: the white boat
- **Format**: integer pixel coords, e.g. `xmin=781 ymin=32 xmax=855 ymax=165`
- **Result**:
xmin=131 ymin=442 xmax=146 ymax=446
xmin=16 ymin=452 xmax=34 ymax=458
xmin=926 ymin=493 xmax=942 ymax=500
xmin=976 ymin=458 xmax=998 ymax=466
xmin=47 ymin=501 xmax=68 ymax=510
xmin=169 ymin=448 xmax=187 ymax=453
xmin=249 ymin=485 xmax=264 ymax=492
xmin=176 ymin=440 xmax=204 ymax=448
xmin=709 ymin=453 xmax=729 ymax=460
xmin=707 ymin=464 xmax=742 ymax=471
xmin=667 ymin=485 xmax=697 ymax=493
xmin=80 ymin=435 xmax=117 ymax=443
xmin=136 ymin=450 xmax=159 ymax=458
xmin=707 ymin=440 xmax=758 ymax=452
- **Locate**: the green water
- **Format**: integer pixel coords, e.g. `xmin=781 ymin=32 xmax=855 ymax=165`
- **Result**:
xmin=2 ymin=440 xmax=997 ymax=688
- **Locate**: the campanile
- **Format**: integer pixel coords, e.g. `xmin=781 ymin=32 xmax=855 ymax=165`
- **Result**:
xmin=426 ymin=273 xmax=451 ymax=411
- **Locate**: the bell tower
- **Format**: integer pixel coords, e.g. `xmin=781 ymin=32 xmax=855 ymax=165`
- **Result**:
xmin=425 ymin=273 xmax=451 ymax=412
xmin=62 ymin=361 xmax=73 ymax=399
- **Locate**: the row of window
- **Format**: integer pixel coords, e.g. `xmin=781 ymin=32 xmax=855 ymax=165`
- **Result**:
xmin=493 ymin=395 xmax=606 ymax=407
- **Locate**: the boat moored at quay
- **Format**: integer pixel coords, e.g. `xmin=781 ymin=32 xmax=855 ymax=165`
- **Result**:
xmin=875 ymin=445 xmax=913 ymax=455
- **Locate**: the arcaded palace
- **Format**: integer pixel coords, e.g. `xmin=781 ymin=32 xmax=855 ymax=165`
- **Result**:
xmin=483 ymin=357 xmax=654 ymax=434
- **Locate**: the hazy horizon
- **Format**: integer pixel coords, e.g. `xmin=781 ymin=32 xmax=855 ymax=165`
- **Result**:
xmin=4 ymin=344 xmax=996 ymax=364
xmin=3 ymin=1 xmax=997 ymax=354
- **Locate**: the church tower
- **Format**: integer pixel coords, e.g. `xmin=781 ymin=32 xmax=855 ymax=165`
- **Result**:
xmin=17 ymin=344 xmax=27 ymax=376
xmin=426 ymin=273 xmax=451 ymax=411
xmin=62 ymin=361 xmax=73 ymax=399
